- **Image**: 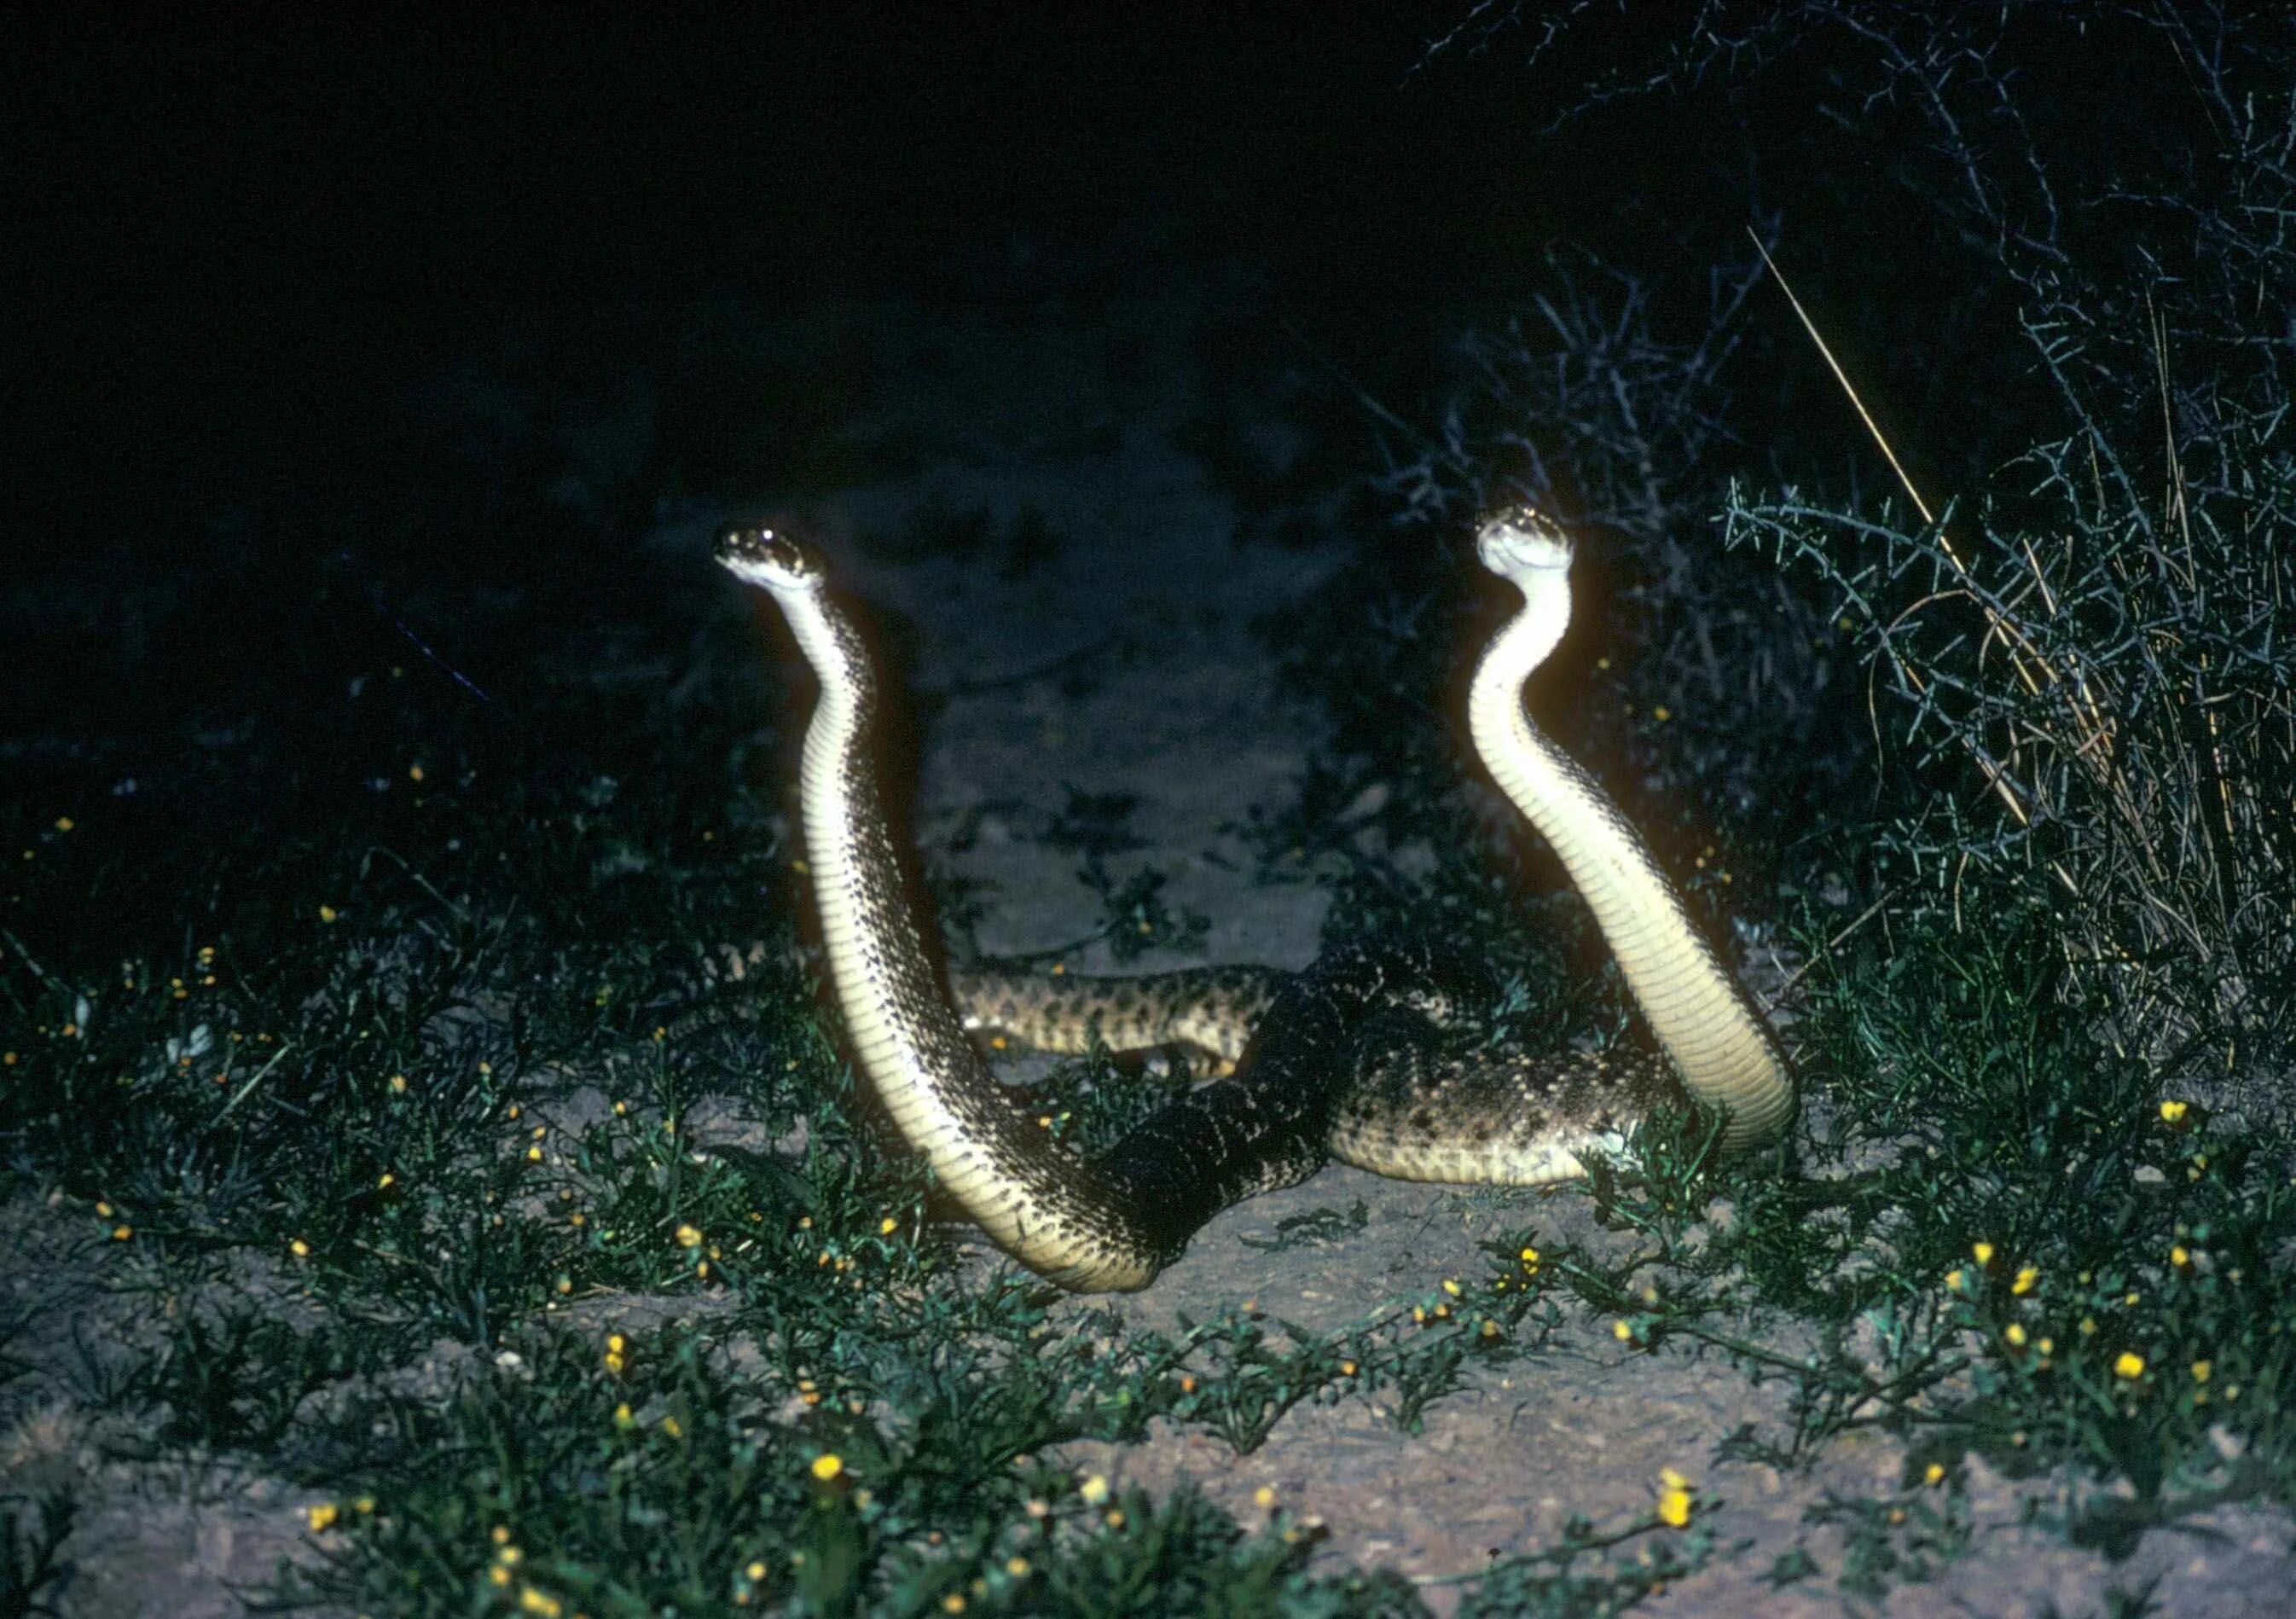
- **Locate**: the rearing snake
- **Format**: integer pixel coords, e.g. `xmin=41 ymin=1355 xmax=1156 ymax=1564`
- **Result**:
xmin=719 ymin=508 xmax=1793 ymax=1291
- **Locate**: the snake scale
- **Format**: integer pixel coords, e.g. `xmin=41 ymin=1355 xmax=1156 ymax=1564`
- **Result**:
xmin=718 ymin=508 xmax=1793 ymax=1292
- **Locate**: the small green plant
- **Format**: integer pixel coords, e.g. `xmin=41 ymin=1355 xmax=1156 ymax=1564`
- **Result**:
xmin=0 ymin=1491 xmax=72 ymax=1619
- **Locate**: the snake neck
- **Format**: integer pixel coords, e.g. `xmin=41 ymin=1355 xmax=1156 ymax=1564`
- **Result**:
xmin=1468 ymin=578 xmax=1794 ymax=1154
xmin=777 ymin=588 xmax=1166 ymax=1291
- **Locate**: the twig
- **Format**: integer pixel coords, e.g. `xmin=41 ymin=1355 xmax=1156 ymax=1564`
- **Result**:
xmin=1 ymin=927 xmax=67 ymax=997
xmin=1773 ymin=889 xmax=1897 ymax=1000
xmin=361 ymin=845 xmax=470 ymax=925
xmin=1746 ymin=229 xmax=1937 ymax=531
xmin=214 ymin=1040 xmax=295 ymax=1123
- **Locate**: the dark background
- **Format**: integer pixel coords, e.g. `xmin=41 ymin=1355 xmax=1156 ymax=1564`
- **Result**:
xmin=3 ymin=5 xmax=1839 ymax=578
xmin=3 ymin=5 xmax=2244 ymax=763
xmin=6 ymin=9 xmax=1562 ymax=535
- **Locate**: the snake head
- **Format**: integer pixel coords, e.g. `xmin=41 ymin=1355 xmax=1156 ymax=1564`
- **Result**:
xmin=1475 ymin=506 xmax=1574 ymax=582
xmin=716 ymin=525 xmax=826 ymax=595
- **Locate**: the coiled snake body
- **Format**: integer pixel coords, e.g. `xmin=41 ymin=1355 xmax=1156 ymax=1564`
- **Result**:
xmin=719 ymin=509 xmax=1792 ymax=1291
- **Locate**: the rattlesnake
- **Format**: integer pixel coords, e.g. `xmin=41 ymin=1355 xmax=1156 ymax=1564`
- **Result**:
xmin=717 ymin=508 xmax=1793 ymax=1291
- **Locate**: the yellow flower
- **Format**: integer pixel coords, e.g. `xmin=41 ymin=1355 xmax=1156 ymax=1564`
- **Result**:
xmin=661 ymin=1416 xmax=682 ymax=1438
xmin=675 ymin=1224 xmax=704 ymax=1249
xmin=1078 ymin=1473 xmax=1110 ymax=1506
xmin=811 ymin=1454 xmax=844 ymax=1482
xmin=879 ymin=1217 xmax=899 ymax=1236
xmin=2191 ymin=1360 xmax=2212 ymax=1384
xmin=1006 ymin=1556 xmax=1030 ymax=1577
xmin=1254 ymin=1486 xmax=1276 ymax=1511
xmin=613 ymin=1403 xmax=634 ymax=1430
xmin=2160 ymin=1100 xmax=2189 ymax=1126
xmin=1972 ymin=1241 xmax=1995 ymax=1267
xmin=318 ymin=905 xmax=338 ymax=923
xmin=517 ymin=1588 xmax=562 ymax=1618
xmin=111 ymin=1225 xmax=132 ymax=1241
xmin=2113 ymin=1352 xmax=2147 ymax=1380
xmin=1613 ymin=1320 xmax=1634 ymax=1342
xmin=1922 ymin=1462 xmax=1945 ymax=1487
xmin=305 ymin=1502 xmax=339 ymax=1532
xmin=1655 ymin=1469 xmax=1694 ymax=1528
xmin=2011 ymin=1266 xmax=2039 ymax=1297
xmin=1944 ymin=1268 xmax=1968 ymax=1293
xmin=2004 ymin=1323 xmax=2027 ymax=1348
xmin=289 ymin=1238 xmax=310 ymax=1259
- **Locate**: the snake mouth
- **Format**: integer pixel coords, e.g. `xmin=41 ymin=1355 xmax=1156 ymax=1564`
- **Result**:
xmin=716 ymin=524 xmax=826 ymax=593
